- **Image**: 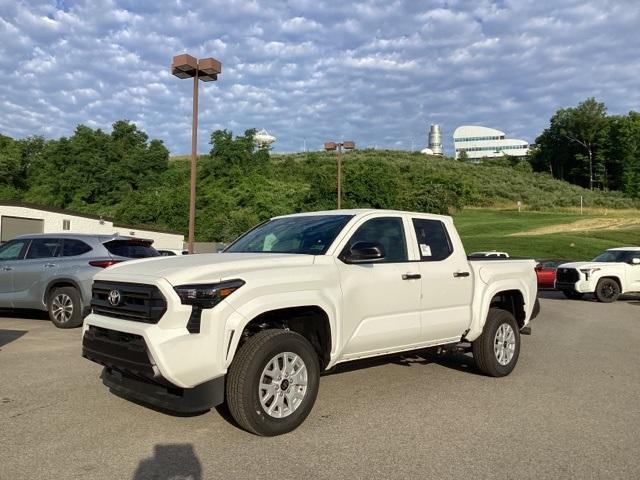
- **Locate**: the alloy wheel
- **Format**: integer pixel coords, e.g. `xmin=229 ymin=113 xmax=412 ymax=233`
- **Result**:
xmin=52 ymin=294 xmax=74 ymax=324
xmin=494 ymin=323 xmax=516 ymax=366
xmin=258 ymin=352 xmax=308 ymax=418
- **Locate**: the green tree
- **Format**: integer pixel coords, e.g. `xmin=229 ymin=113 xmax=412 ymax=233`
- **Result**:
xmin=536 ymin=98 xmax=607 ymax=190
xmin=0 ymin=134 xmax=21 ymax=197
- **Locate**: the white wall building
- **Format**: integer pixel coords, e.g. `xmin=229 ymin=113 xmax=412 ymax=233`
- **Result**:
xmin=453 ymin=126 xmax=529 ymax=163
xmin=0 ymin=202 xmax=184 ymax=249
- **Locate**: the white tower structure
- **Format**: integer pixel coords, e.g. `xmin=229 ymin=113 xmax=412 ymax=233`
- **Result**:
xmin=254 ymin=128 xmax=276 ymax=149
xmin=428 ymin=124 xmax=443 ymax=155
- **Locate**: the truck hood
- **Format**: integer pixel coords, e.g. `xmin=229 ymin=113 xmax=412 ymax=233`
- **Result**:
xmin=96 ymin=252 xmax=316 ymax=285
xmin=558 ymin=262 xmax=620 ymax=270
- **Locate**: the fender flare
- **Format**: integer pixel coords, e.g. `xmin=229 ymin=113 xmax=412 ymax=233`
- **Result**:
xmin=223 ymin=290 xmax=338 ymax=369
xmin=467 ymin=278 xmax=533 ymax=342
xmin=43 ymin=278 xmax=84 ymax=307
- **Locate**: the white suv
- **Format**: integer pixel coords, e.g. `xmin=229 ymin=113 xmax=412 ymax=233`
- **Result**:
xmin=555 ymin=247 xmax=640 ymax=302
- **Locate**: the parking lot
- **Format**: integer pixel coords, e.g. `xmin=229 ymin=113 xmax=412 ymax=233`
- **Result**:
xmin=0 ymin=293 xmax=638 ymax=480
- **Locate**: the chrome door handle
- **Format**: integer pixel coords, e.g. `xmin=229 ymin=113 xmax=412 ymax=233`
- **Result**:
xmin=44 ymin=264 xmax=57 ymax=268
xmin=402 ymin=273 xmax=421 ymax=280
xmin=453 ymin=271 xmax=470 ymax=278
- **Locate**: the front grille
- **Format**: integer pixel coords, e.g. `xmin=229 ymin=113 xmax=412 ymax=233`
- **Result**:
xmin=92 ymin=281 xmax=167 ymax=323
xmin=556 ymin=268 xmax=579 ymax=283
xmin=82 ymin=325 xmax=155 ymax=377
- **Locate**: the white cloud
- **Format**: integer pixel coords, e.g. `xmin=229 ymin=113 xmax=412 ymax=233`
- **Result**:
xmin=0 ymin=0 xmax=638 ymax=154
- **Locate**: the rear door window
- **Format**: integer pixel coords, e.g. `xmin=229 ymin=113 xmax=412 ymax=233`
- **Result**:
xmin=25 ymin=238 xmax=62 ymax=259
xmin=412 ymin=219 xmax=453 ymax=261
xmin=104 ymin=240 xmax=159 ymax=258
xmin=62 ymin=239 xmax=93 ymax=257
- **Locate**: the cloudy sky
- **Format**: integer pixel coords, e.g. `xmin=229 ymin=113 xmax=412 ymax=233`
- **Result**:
xmin=1 ymin=0 xmax=638 ymax=155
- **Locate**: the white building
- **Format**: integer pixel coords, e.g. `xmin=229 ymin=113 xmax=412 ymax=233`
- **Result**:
xmin=0 ymin=201 xmax=184 ymax=249
xmin=453 ymin=126 xmax=529 ymax=163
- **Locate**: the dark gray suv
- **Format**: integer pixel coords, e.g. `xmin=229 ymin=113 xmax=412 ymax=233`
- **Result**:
xmin=0 ymin=234 xmax=159 ymax=328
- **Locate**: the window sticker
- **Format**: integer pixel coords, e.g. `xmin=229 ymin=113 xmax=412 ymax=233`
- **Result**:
xmin=420 ymin=244 xmax=432 ymax=257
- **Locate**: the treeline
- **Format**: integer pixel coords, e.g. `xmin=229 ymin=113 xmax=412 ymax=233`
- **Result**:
xmin=0 ymin=121 xmax=170 ymax=205
xmin=1 ymin=120 xmax=638 ymax=242
xmin=531 ymin=98 xmax=640 ymax=197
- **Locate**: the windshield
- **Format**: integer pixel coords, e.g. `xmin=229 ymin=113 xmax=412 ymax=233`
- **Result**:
xmin=225 ymin=215 xmax=353 ymax=255
xmin=592 ymin=250 xmax=634 ymax=263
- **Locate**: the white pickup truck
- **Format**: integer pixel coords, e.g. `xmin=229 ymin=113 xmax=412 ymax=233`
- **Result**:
xmin=82 ymin=209 xmax=539 ymax=436
xmin=555 ymin=247 xmax=640 ymax=302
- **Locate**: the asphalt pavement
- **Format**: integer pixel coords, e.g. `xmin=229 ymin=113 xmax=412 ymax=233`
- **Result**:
xmin=1 ymin=293 xmax=639 ymax=480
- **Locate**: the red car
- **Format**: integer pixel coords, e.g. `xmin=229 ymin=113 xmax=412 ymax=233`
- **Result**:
xmin=535 ymin=259 xmax=573 ymax=289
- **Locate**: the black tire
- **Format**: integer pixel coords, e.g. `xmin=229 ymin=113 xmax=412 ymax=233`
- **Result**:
xmin=472 ymin=308 xmax=520 ymax=377
xmin=594 ymin=278 xmax=620 ymax=303
xmin=47 ymin=286 xmax=84 ymax=328
xmin=226 ymin=329 xmax=320 ymax=436
xmin=562 ymin=290 xmax=584 ymax=300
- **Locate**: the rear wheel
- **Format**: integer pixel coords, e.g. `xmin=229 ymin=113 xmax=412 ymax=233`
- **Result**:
xmin=226 ymin=329 xmax=320 ymax=436
xmin=473 ymin=308 xmax=520 ymax=377
xmin=562 ymin=290 xmax=584 ymax=300
xmin=48 ymin=287 xmax=83 ymax=328
xmin=595 ymin=278 xmax=620 ymax=303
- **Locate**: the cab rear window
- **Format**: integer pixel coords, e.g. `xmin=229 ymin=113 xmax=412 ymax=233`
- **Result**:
xmin=103 ymin=240 xmax=159 ymax=258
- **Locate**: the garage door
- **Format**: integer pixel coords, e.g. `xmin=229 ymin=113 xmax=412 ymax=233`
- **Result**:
xmin=1 ymin=216 xmax=44 ymax=242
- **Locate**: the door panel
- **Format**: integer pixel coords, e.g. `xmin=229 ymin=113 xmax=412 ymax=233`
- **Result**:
xmin=12 ymin=238 xmax=61 ymax=308
xmin=0 ymin=239 xmax=31 ymax=307
xmin=411 ymin=218 xmax=473 ymax=342
xmin=339 ymin=262 xmax=421 ymax=355
xmin=337 ymin=216 xmax=421 ymax=357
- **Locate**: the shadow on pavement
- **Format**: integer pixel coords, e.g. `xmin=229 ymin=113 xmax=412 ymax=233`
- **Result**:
xmin=0 ymin=329 xmax=27 ymax=349
xmin=538 ymin=291 xmax=640 ymax=303
xmin=0 ymin=309 xmax=49 ymax=321
xmin=133 ymin=444 xmax=203 ymax=480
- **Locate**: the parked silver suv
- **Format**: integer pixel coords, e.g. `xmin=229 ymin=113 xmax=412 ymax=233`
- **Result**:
xmin=0 ymin=234 xmax=159 ymax=328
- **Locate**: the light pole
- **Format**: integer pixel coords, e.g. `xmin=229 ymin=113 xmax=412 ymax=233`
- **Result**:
xmin=171 ymin=54 xmax=222 ymax=253
xmin=324 ymin=140 xmax=355 ymax=209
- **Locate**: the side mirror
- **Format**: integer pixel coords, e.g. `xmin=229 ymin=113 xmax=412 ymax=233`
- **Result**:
xmin=534 ymin=264 xmax=542 ymax=271
xmin=631 ymin=257 xmax=640 ymax=265
xmin=343 ymin=241 xmax=385 ymax=264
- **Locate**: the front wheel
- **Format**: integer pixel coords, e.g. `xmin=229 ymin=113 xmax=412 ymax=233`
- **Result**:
xmin=48 ymin=286 xmax=83 ymax=328
xmin=473 ymin=308 xmax=521 ymax=377
xmin=595 ymin=278 xmax=620 ymax=303
xmin=226 ymin=329 xmax=320 ymax=436
xmin=562 ymin=290 xmax=584 ymax=300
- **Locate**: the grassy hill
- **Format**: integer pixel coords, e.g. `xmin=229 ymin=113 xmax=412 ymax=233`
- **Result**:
xmin=454 ymin=209 xmax=640 ymax=260
xmin=269 ymin=150 xmax=638 ymax=211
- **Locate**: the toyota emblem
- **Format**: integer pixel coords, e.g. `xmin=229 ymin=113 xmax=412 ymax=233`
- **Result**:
xmin=108 ymin=290 xmax=121 ymax=306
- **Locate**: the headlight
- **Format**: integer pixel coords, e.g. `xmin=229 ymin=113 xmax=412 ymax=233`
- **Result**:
xmin=174 ymin=279 xmax=245 ymax=309
xmin=174 ymin=280 xmax=245 ymax=334
xmin=579 ymin=268 xmax=600 ymax=280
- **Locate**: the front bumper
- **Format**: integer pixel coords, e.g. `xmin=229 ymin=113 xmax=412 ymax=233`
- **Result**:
xmin=555 ymin=281 xmax=591 ymax=293
xmin=101 ymin=367 xmax=224 ymax=413
xmin=83 ymin=325 xmax=224 ymax=412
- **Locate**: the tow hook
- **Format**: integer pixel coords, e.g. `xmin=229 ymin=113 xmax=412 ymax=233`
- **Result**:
xmin=520 ymin=326 xmax=532 ymax=336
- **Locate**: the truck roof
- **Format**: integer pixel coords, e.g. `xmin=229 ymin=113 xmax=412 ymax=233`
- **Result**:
xmin=275 ymin=209 xmax=452 ymax=221
xmin=607 ymin=247 xmax=640 ymax=251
